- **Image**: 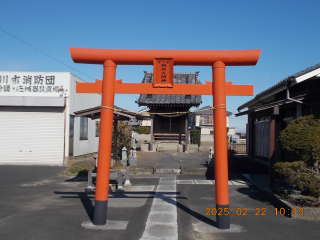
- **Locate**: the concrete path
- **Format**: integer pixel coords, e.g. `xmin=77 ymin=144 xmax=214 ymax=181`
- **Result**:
xmin=136 ymin=151 xmax=209 ymax=174
xmin=156 ymin=153 xmax=181 ymax=174
xmin=140 ymin=175 xmax=178 ymax=240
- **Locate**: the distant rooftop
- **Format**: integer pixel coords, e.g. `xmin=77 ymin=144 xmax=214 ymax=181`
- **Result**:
xmin=190 ymin=105 xmax=232 ymax=116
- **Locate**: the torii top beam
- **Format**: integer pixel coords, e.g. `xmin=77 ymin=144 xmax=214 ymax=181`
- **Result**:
xmin=69 ymin=48 xmax=261 ymax=66
xmin=70 ymin=48 xmax=260 ymax=96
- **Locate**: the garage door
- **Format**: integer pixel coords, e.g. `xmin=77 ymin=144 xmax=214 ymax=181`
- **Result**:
xmin=0 ymin=107 xmax=65 ymax=165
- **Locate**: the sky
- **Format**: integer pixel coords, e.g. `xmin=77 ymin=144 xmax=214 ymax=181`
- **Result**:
xmin=1 ymin=0 xmax=320 ymax=132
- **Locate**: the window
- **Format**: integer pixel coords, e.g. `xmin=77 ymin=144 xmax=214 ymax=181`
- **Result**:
xmin=80 ymin=117 xmax=88 ymax=140
xmin=69 ymin=115 xmax=74 ymax=137
xmin=95 ymin=121 xmax=100 ymax=137
xmin=201 ymin=116 xmax=213 ymax=125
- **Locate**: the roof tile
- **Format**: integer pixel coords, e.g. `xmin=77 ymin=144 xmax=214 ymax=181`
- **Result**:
xmin=136 ymin=72 xmax=202 ymax=107
xmin=238 ymin=62 xmax=320 ymax=110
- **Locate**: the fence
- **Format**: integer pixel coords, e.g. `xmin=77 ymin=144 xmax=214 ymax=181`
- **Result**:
xmin=228 ymin=143 xmax=247 ymax=154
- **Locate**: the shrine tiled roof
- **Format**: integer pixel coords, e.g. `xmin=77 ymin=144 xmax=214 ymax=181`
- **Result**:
xmin=136 ymin=72 xmax=202 ymax=107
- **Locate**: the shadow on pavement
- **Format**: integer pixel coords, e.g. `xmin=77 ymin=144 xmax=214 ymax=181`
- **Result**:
xmin=162 ymin=196 xmax=218 ymax=227
xmin=54 ymin=190 xmax=189 ymax=223
xmin=54 ymin=191 xmax=95 ymax=222
xmin=54 ymin=189 xmax=214 ymax=228
xmin=236 ymin=187 xmax=272 ymax=205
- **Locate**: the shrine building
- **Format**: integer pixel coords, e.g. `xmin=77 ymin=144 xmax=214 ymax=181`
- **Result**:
xmin=136 ymin=71 xmax=202 ymax=149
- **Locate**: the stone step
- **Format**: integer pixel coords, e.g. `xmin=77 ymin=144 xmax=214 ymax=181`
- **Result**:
xmin=155 ymin=162 xmax=181 ymax=174
xmin=155 ymin=168 xmax=181 ymax=174
xmin=158 ymin=149 xmax=178 ymax=153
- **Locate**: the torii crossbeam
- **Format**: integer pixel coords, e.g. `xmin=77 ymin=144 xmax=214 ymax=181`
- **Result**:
xmin=70 ymin=48 xmax=261 ymax=230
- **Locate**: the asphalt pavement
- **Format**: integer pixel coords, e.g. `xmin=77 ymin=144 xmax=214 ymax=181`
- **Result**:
xmin=0 ymin=162 xmax=319 ymax=240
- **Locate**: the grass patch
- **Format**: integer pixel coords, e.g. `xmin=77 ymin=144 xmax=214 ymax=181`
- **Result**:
xmin=63 ymin=160 xmax=96 ymax=176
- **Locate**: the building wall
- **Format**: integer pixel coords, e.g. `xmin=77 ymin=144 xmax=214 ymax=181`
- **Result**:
xmin=243 ymin=72 xmax=320 ymax=184
xmin=254 ymin=119 xmax=270 ymax=158
xmin=228 ymin=128 xmax=236 ymax=135
xmin=192 ymin=114 xmax=233 ymax=142
xmin=199 ymin=127 xmax=235 ymax=142
xmin=0 ymin=71 xmax=69 ymax=165
xmin=141 ymin=119 xmax=151 ymax=127
xmin=153 ymin=114 xmax=186 ymax=134
xmin=73 ymin=117 xmax=100 ymax=156
xmin=194 ymin=114 xmax=230 ymax=128
xmin=195 ymin=115 xmax=201 ymax=126
xmin=201 ymin=128 xmax=212 ymax=134
xmin=69 ymin=74 xmax=102 ymax=156
xmin=0 ymin=71 xmax=102 ymax=161
xmin=201 ymin=134 xmax=214 ymax=142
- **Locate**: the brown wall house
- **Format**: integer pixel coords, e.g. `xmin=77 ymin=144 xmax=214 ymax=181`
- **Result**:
xmin=236 ymin=63 xmax=320 ymax=186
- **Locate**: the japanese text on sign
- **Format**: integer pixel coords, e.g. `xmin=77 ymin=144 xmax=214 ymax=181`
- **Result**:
xmin=153 ymin=58 xmax=174 ymax=88
xmin=0 ymin=75 xmax=61 ymax=93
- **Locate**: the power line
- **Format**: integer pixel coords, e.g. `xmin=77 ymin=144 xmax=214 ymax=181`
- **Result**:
xmin=0 ymin=25 xmax=95 ymax=80
xmin=1 ymin=26 xmax=142 ymax=100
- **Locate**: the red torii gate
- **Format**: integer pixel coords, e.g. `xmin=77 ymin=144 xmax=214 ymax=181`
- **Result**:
xmin=70 ymin=48 xmax=261 ymax=229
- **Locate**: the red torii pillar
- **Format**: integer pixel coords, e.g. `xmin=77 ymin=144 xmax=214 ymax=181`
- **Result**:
xmin=70 ymin=48 xmax=261 ymax=229
xmin=212 ymin=61 xmax=229 ymax=228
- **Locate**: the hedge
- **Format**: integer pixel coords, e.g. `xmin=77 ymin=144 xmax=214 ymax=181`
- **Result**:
xmin=279 ymin=115 xmax=320 ymax=168
xmin=274 ymin=161 xmax=320 ymax=198
xmin=190 ymin=129 xmax=201 ymax=147
xmin=274 ymin=115 xmax=320 ymax=198
xmin=135 ymin=126 xmax=151 ymax=135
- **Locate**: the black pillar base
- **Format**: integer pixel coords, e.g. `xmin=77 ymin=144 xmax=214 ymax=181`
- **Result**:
xmin=93 ymin=200 xmax=108 ymax=225
xmin=216 ymin=204 xmax=230 ymax=229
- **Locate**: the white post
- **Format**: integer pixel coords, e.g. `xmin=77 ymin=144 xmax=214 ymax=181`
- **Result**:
xmin=208 ymin=147 xmax=214 ymax=167
xmin=124 ymin=166 xmax=131 ymax=186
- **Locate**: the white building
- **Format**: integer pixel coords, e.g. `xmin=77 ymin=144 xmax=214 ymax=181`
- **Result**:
xmin=138 ymin=108 xmax=151 ymax=127
xmin=0 ymin=72 xmax=101 ymax=165
xmin=189 ymin=105 xmax=233 ymax=134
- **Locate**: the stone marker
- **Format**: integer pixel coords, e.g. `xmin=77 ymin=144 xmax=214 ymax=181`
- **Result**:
xmin=124 ymin=167 xmax=131 ymax=186
xmin=121 ymin=147 xmax=127 ymax=165
xmin=129 ymin=146 xmax=137 ymax=166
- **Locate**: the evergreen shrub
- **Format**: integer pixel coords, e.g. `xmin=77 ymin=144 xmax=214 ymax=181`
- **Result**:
xmin=135 ymin=126 xmax=151 ymax=135
xmin=274 ymin=161 xmax=320 ymax=198
xmin=190 ymin=129 xmax=201 ymax=147
xmin=112 ymin=121 xmax=132 ymax=160
xmin=278 ymin=115 xmax=320 ymax=169
xmin=274 ymin=115 xmax=320 ymax=198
